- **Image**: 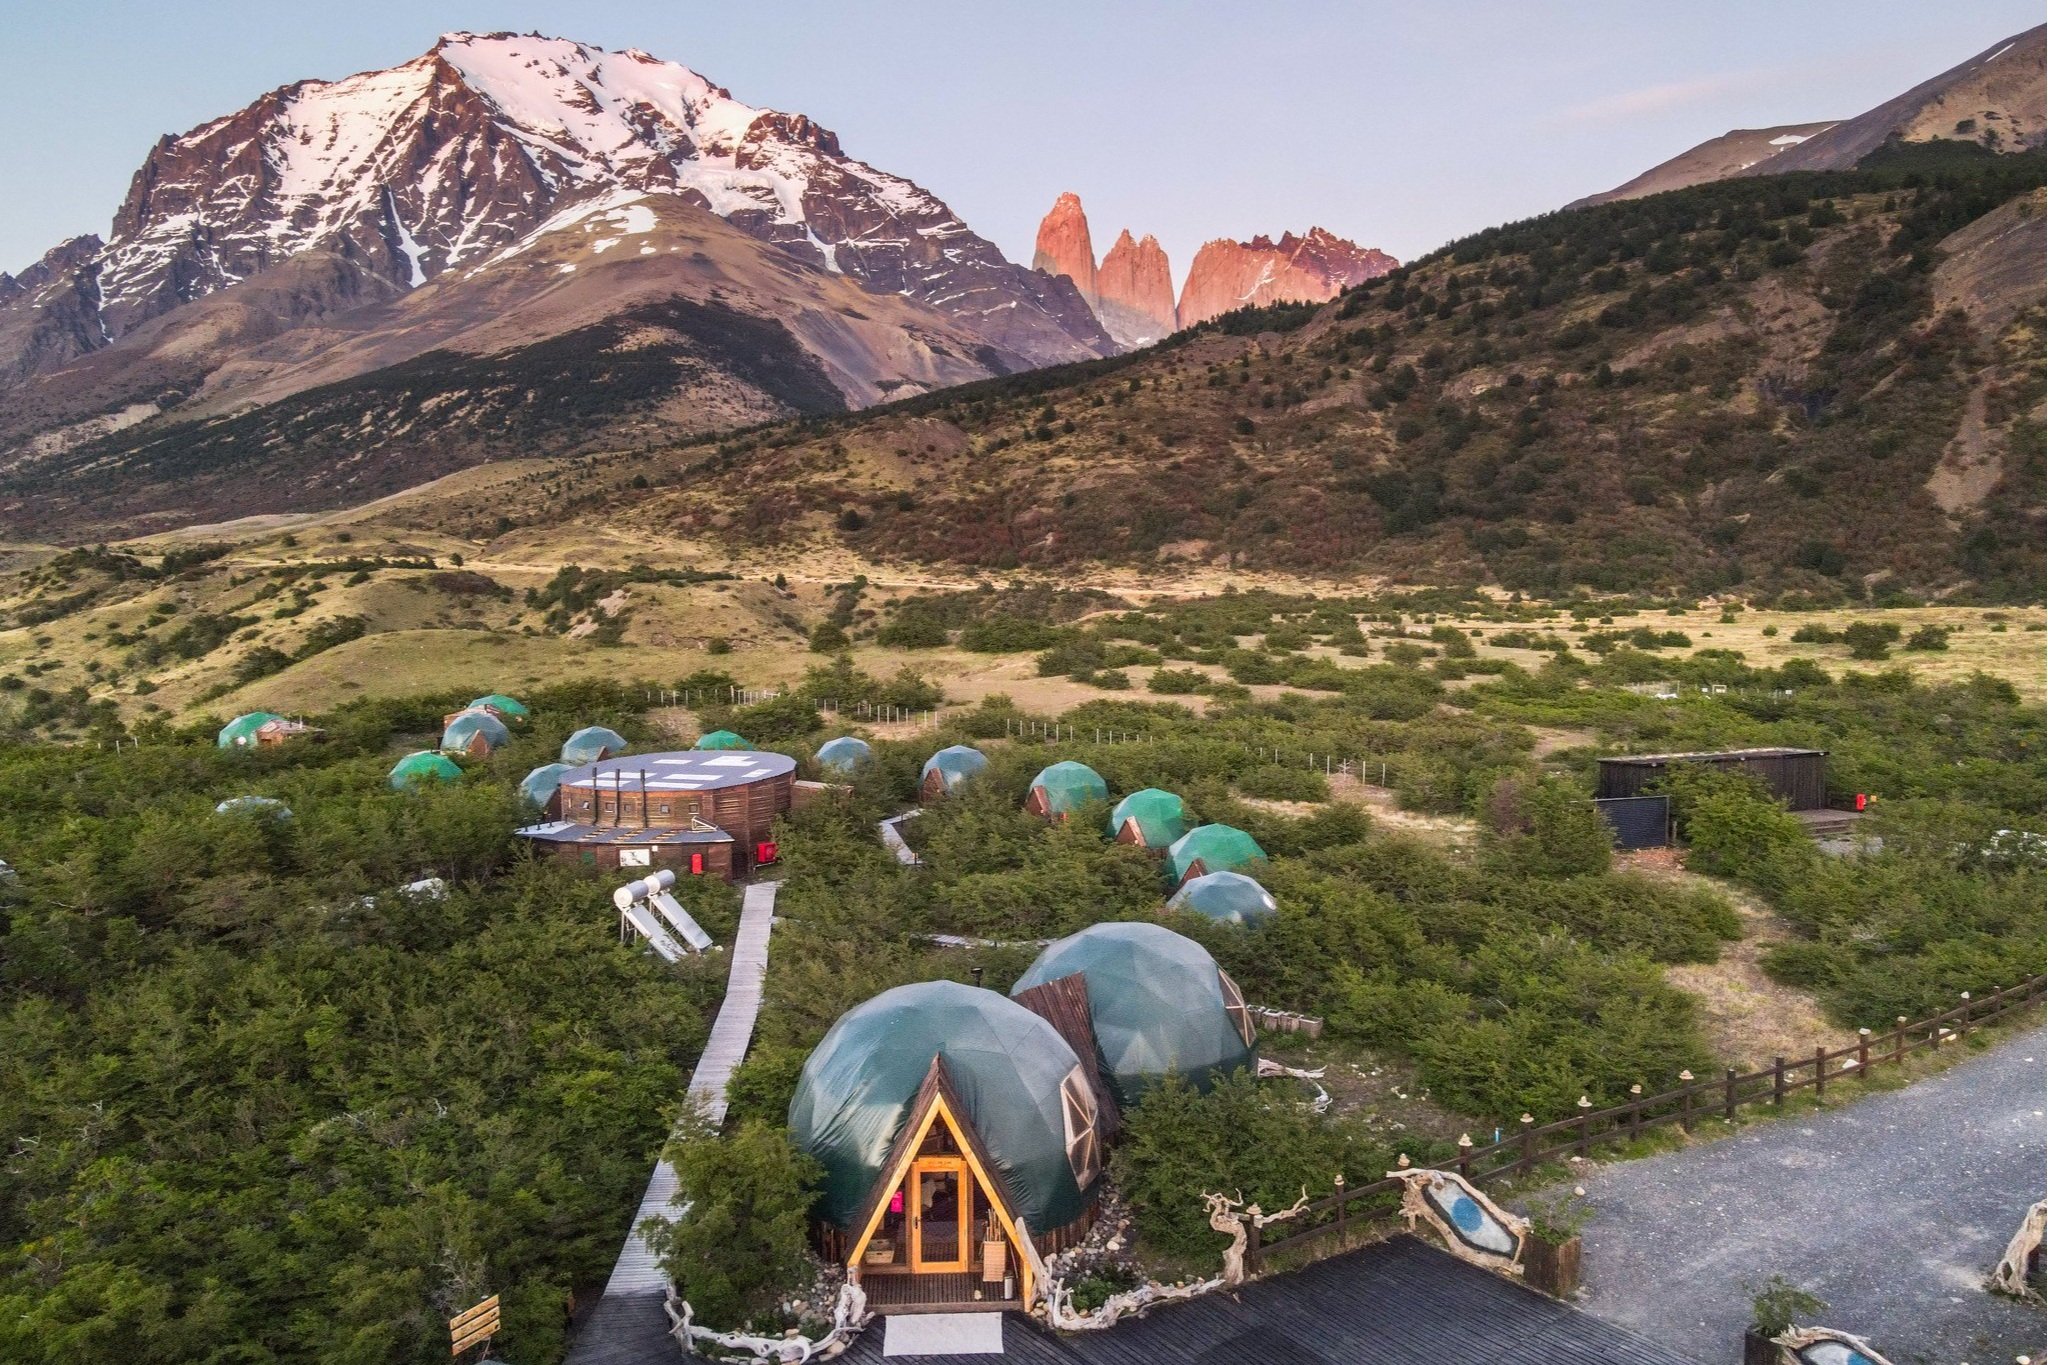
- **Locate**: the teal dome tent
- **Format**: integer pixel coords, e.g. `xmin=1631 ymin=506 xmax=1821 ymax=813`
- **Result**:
xmin=788 ymin=981 xmax=1100 ymax=1233
xmin=1167 ymin=870 xmax=1278 ymax=926
xmin=441 ymin=708 xmax=511 ymax=756
xmin=693 ymin=729 xmax=750 ymax=751
xmin=918 ymin=745 xmax=988 ymax=801
xmin=519 ymin=762 xmax=572 ymax=812
xmin=1026 ymin=761 xmax=1109 ymax=820
xmin=1107 ymin=788 xmax=1190 ymax=849
xmin=561 ymin=726 xmax=628 ymax=764
xmin=1166 ymin=823 xmax=1267 ymax=886
xmin=217 ymin=712 xmax=284 ymax=749
xmin=389 ymin=752 xmax=462 ymax=789
xmin=467 ymin=693 xmax=530 ymax=723
xmin=1012 ymin=922 xmax=1257 ymax=1107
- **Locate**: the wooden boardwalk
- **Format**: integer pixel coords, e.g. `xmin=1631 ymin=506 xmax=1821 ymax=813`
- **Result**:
xmin=568 ymin=880 xmax=778 ymax=1362
xmin=879 ymin=810 xmax=922 ymax=865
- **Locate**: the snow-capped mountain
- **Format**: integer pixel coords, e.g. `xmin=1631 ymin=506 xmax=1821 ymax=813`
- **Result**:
xmin=5 ymin=31 xmax=1108 ymax=382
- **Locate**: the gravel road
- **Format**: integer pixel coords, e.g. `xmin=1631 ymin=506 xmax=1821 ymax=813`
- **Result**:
xmin=1572 ymin=1026 xmax=2046 ymax=1364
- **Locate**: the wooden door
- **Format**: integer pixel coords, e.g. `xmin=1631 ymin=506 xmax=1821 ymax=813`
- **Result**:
xmin=908 ymin=1157 xmax=970 ymax=1273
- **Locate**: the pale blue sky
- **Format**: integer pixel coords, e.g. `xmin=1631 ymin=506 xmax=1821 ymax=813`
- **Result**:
xmin=2 ymin=1 xmax=2037 ymax=279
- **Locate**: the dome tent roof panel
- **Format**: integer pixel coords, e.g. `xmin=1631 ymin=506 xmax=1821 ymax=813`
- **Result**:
xmin=561 ymin=725 xmax=629 ymax=764
xmin=788 ymin=980 xmax=1094 ymax=1233
xmin=1106 ymin=788 xmax=1189 ymax=848
xmin=1029 ymin=760 xmax=1109 ymax=816
xmin=467 ymin=693 xmax=529 ymax=720
xmin=1012 ymin=921 xmax=1256 ymax=1107
xmin=1167 ymin=869 xmax=1278 ymax=926
xmin=694 ymin=729 xmax=750 ymax=750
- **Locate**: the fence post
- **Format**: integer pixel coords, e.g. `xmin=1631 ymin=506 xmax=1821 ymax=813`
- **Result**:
xmin=1892 ymin=1016 xmax=1907 ymax=1065
xmin=1956 ymin=992 xmax=1971 ymax=1043
xmin=1771 ymin=1057 xmax=1786 ymax=1107
xmin=1627 ymin=1085 xmax=1643 ymax=1141
xmin=1856 ymin=1028 xmax=1871 ymax=1081
xmin=1575 ymin=1096 xmax=1592 ymax=1155
xmin=1519 ymin=1114 xmax=1536 ymax=1175
xmin=1723 ymin=1068 xmax=1737 ymax=1121
xmin=1813 ymin=1045 xmax=1827 ymax=1100
xmin=1246 ymin=1210 xmax=1262 ymax=1273
xmin=1334 ymin=1174 xmax=1347 ymax=1247
xmin=1678 ymin=1072 xmax=1695 ymax=1133
xmin=1456 ymin=1134 xmax=1473 ymax=1181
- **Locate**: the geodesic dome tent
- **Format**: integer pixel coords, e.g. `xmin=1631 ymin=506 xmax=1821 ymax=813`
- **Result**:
xmin=561 ymin=726 xmax=628 ymax=765
xmin=789 ymin=980 xmax=1101 ymax=1235
xmin=217 ymin=712 xmax=284 ymax=749
xmin=1166 ymin=823 xmax=1267 ymax=886
xmin=815 ymin=736 xmax=875 ymax=776
xmin=919 ymin=744 xmax=988 ymax=801
xmin=694 ymin=729 xmax=749 ymax=751
xmin=389 ymin=752 xmax=462 ymax=789
xmin=214 ymin=796 xmax=292 ymax=819
xmin=1106 ymin=788 xmax=1190 ymax=849
xmin=466 ymin=693 xmax=529 ymax=723
xmin=519 ymin=762 xmax=572 ymax=813
xmin=1011 ymin=921 xmax=1257 ymax=1107
xmin=1167 ymin=869 xmax=1278 ymax=927
xmin=1026 ymin=761 xmax=1109 ymax=821
xmin=441 ymin=708 xmax=511 ymax=758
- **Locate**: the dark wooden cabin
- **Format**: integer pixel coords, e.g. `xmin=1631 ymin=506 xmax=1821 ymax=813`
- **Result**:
xmin=1595 ymin=747 xmax=1827 ymax=811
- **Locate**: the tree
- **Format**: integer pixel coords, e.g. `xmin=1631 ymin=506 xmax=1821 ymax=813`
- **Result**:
xmin=1841 ymin=621 xmax=1901 ymax=660
xmin=648 ymin=1117 xmax=822 ymax=1328
xmin=1480 ymin=774 xmax=1613 ymax=877
xmin=807 ymin=621 xmax=850 ymax=653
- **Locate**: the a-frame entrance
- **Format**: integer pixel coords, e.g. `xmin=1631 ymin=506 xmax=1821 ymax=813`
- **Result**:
xmin=844 ymin=1059 xmax=1035 ymax=1313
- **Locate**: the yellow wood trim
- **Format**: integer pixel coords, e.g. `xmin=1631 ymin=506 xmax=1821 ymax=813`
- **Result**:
xmin=844 ymin=1089 xmax=1035 ymax=1306
xmin=908 ymin=1156 xmax=970 ymax=1272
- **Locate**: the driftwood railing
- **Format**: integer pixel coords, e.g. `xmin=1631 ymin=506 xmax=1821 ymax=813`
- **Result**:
xmin=1246 ymin=975 xmax=2047 ymax=1271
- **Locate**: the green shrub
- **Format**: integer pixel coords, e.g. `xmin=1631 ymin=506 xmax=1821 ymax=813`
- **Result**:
xmin=649 ymin=1118 xmax=821 ymax=1328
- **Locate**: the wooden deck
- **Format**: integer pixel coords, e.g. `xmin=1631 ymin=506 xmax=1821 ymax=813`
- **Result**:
xmin=863 ymin=1271 xmax=1017 ymax=1315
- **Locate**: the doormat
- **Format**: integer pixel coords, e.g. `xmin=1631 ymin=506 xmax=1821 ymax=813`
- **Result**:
xmin=882 ymin=1311 xmax=1006 ymax=1356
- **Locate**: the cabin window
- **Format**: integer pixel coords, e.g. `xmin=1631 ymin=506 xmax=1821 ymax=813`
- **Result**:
xmin=658 ymin=804 xmax=671 ymax=814
xmin=1059 ymin=1067 xmax=1099 ymax=1186
xmin=1217 ymin=968 xmax=1256 ymax=1048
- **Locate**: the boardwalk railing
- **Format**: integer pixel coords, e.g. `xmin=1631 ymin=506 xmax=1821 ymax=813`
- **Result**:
xmin=1246 ymin=974 xmax=2047 ymax=1272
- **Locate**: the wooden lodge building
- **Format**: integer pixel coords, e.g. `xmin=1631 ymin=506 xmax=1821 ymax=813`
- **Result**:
xmin=1595 ymin=747 xmax=1828 ymax=810
xmin=515 ymin=750 xmax=798 ymax=879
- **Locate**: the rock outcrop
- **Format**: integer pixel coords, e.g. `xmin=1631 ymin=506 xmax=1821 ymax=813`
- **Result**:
xmin=1095 ymin=230 xmax=1177 ymax=346
xmin=1033 ymin=192 xmax=1098 ymax=305
xmin=1177 ymin=228 xmax=1396 ymax=327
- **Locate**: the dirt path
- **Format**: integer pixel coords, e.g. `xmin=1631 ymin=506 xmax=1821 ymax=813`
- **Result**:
xmin=1574 ymin=1025 xmax=2047 ymax=1361
xmin=1618 ymin=851 xmax=1836 ymax=1069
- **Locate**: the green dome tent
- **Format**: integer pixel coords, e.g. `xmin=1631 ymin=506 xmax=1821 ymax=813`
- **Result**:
xmin=561 ymin=726 xmax=628 ymax=764
xmin=788 ymin=981 xmax=1098 ymax=1233
xmin=519 ymin=762 xmax=572 ymax=812
xmin=693 ymin=729 xmax=750 ymax=751
xmin=214 ymin=795 xmax=292 ymax=819
xmin=1166 ymin=823 xmax=1267 ymax=885
xmin=389 ymin=752 xmax=462 ymax=789
xmin=441 ymin=708 xmax=511 ymax=756
xmin=1012 ymin=922 xmax=1257 ymax=1107
xmin=1026 ymin=761 xmax=1109 ymax=820
xmin=918 ymin=745 xmax=988 ymax=800
xmin=217 ymin=712 xmax=284 ymax=749
xmin=814 ymin=736 xmax=875 ymax=776
xmin=1167 ymin=870 xmax=1278 ymax=926
xmin=467 ymin=693 xmax=530 ymax=722
xmin=1106 ymin=788 xmax=1189 ymax=849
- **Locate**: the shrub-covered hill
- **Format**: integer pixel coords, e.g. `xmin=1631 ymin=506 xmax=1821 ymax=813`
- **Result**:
xmin=535 ymin=146 xmax=2043 ymax=600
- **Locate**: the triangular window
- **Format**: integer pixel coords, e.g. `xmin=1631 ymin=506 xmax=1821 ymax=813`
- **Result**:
xmin=1217 ymin=968 xmax=1256 ymax=1047
xmin=1059 ymin=1066 xmax=1099 ymax=1186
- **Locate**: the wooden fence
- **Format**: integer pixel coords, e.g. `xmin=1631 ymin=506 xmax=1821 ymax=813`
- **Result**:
xmin=1245 ymin=975 xmax=2047 ymax=1271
